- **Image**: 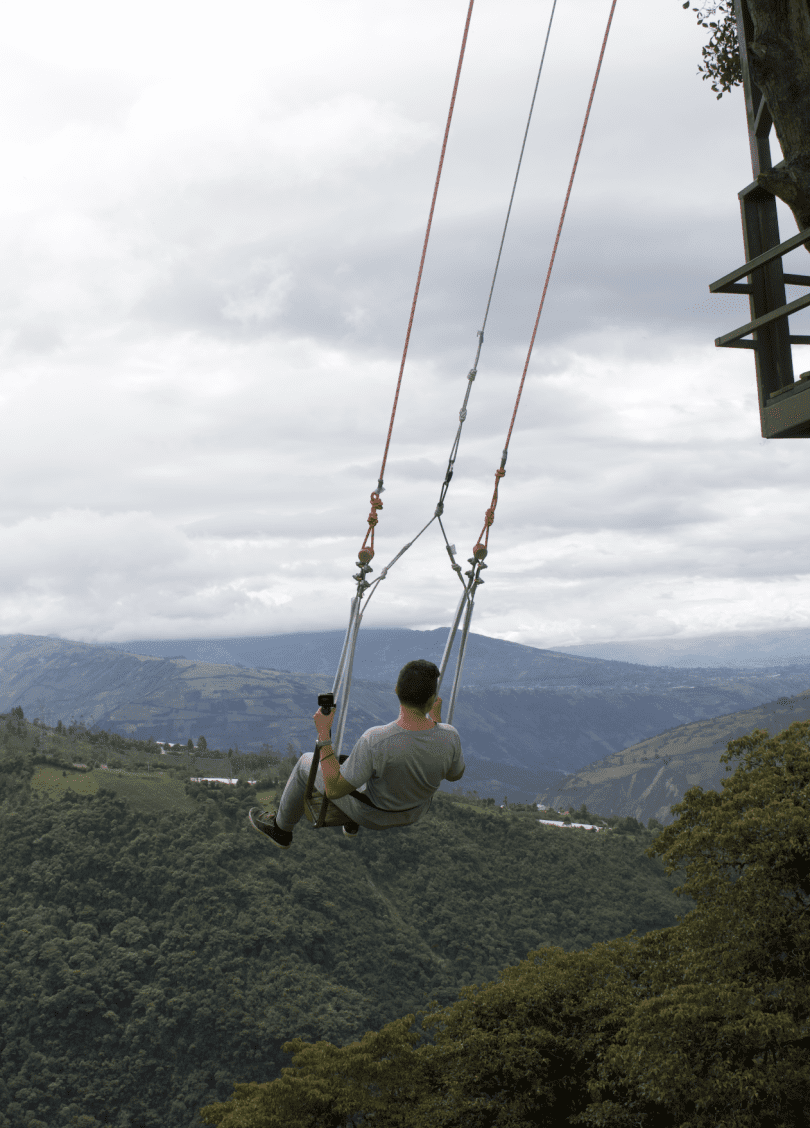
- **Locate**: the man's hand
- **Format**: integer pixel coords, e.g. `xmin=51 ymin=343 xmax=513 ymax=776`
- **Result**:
xmin=429 ymin=697 xmax=442 ymax=724
xmin=313 ymin=707 xmax=334 ymax=742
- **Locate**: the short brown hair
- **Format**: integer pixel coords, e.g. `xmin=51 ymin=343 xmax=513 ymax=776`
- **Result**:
xmin=395 ymin=659 xmax=440 ymax=710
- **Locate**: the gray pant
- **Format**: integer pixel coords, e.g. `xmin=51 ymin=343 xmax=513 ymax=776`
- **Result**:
xmin=275 ymin=752 xmax=367 ymax=831
xmin=275 ymin=752 xmax=426 ymax=832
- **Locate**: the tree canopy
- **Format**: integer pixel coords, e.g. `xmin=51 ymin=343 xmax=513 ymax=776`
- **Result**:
xmin=683 ymin=0 xmax=741 ymax=98
xmin=199 ymin=720 xmax=810 ymax=1127
xmin=0 ymin=712 xmax=688 ymax=1128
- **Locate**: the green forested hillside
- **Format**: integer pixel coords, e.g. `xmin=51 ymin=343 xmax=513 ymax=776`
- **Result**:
xmin=199 ymin=720 xmax=810 ymax=1128
xmin=0 ymin=710 xmax=690 ymax=1128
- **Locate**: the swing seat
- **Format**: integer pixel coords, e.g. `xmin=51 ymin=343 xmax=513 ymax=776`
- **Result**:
xmin=303 ymin=789 xmax=353 ymax=828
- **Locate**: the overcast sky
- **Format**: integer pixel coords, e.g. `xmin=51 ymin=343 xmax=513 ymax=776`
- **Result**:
xmin=2 ymin=0 xmax=809 ymax=650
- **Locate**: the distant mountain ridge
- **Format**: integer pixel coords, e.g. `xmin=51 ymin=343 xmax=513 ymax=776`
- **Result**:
xmin=541 ymin=688 xmax=810 ymax=827
xmin=554 ymin=626 xmax=810 ymax=668
xmin=3 ymin=630 xmax=809 ymax=818
xmin=101 ymin=627 xmax=809 ymax=689
xmin=103 ymin=628 xmax=656 ymax=686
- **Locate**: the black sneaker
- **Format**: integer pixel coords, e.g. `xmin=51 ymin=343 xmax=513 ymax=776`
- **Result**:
xmin=342 ymin=820 xmax=359 ymax=838
xmin=248 ymin=807 xmax=293 ymax=849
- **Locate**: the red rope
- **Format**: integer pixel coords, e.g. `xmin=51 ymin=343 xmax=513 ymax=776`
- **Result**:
xmin=473 ymin=0 xmax=619 ymax=560
xmin=359 ymin=0 xmax=477 ymax=565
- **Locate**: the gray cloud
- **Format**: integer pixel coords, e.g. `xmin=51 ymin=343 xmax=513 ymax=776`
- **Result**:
xmin=0 ymin=0 xmax=808 ymax=651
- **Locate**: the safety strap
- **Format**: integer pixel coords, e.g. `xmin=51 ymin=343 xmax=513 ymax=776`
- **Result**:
xmin=304 ymin=747 xmax=422 ymax=829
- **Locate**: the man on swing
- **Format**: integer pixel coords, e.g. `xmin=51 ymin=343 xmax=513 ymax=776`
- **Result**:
xmin=249 ymin=659 xmax=465 ymax=849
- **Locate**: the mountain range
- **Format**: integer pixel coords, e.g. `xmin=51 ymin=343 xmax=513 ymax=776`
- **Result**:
xmin=1 ymin=628 xmax=808 ymax=822
xmin=555 ymin=626 xmax=810 ymax=667
xmin=539 ymin=687 xmax=810 ymax=825
xmin=100 ymin=626 xmax=810 ymax=683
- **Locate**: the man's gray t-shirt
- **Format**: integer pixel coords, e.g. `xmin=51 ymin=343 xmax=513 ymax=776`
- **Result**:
xmin=334 ymin=721 xmax=464 ymax=829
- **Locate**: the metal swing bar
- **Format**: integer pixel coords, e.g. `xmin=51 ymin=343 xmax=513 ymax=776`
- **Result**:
xmin=304 ymin=566 xmax=482 ymax=829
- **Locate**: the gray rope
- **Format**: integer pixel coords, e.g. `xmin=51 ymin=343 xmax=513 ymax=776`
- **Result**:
xmin=432 ymin=0 xmax=560 ymax=531
xmin=478 ymin=0 xmax=559 ymax=336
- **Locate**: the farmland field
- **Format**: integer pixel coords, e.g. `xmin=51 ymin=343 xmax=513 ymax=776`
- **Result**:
xmin=33 ymin=767 xmax=196 ymax=816
xmin=31 ymin=765 xmax=280 ymax=817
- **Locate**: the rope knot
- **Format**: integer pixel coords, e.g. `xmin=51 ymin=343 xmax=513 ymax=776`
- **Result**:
xmin=367 ymin=491 xmax=383 ymax=527
xmin=495 ymin=468 xmax=506 ymax=479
